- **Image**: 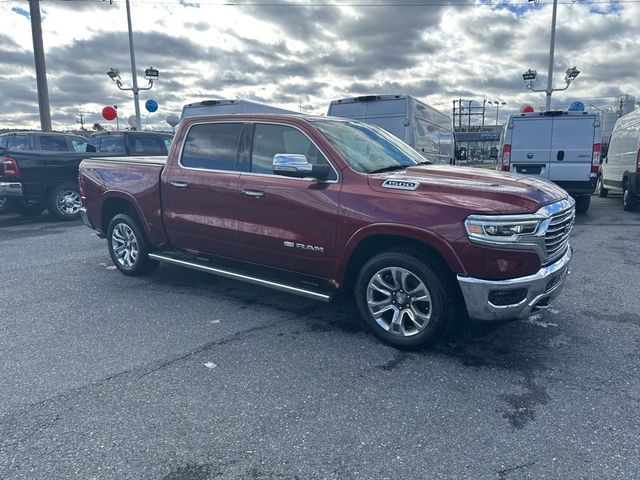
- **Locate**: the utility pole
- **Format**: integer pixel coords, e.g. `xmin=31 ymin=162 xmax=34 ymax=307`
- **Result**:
xmin=29 ymin=0 xmax=52 ymax=132
xmin=545 ymin=0 xmax=558 ymax=112
xmin=125 ymin=0 xmax=142 ymax=131
xmin=76 ymin=112 xmax=86 ymax=131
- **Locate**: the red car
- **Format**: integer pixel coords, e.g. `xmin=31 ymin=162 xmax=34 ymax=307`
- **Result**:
xmin=79 ymin=114 xmax=574 ymax=347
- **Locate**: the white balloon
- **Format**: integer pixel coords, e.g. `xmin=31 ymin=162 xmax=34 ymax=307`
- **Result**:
xmin=128 ymin=115 xmax=137 ymax=128
xmin=166 ymin=114 xmax=179 ymax=127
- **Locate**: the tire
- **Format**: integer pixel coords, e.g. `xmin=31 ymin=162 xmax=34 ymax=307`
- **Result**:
xmin=596 ymin=174 xmax=608 ymax=198
xmin=622 ymin=181 xmax=638 ymax=212
xmin=16 ymin=202 xmax=45 ymax=217
xmin=106 ymin=213 xmax=158 ymax=276
xmin=47 ymin=182 xmax=82 ymax=221
xmin=354 ymin=250 xmax=458 ymax=348
xmin=0 ymin=196 xmax=9 ymax=215
xmin=575 ymin=195 xmax=591 ymax=214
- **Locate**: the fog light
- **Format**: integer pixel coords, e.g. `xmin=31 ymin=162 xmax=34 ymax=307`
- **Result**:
xmin=488 ymin=288 xmax=528 ymax=306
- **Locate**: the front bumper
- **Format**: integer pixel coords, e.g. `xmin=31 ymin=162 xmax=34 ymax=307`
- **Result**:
xmin=457 ymin=246 xmax=572 ymax=321
xmin=0 ymin=182 xmax=24 ymax=197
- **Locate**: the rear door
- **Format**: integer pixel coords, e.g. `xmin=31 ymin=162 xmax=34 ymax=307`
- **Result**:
xmin=161 ymin=121 xmax=244 ymax=259
xmin=548 ymin=116 xmax=595 ymax=183
xmin=509 ymin=118 xmax=552 ymax=179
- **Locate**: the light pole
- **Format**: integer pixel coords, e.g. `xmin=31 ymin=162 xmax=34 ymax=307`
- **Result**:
xmin=106 ymin=0 xmax=158 ymax=130
xmin=487 ymin=101 xmax=506 ymax=125
xmin=522 ymin=0 xmax=580 ymax=111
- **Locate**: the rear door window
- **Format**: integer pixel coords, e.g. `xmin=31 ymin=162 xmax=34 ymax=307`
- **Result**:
xmin=180 ymin=123 xmax=243 ymax=171
xmin=71 ymin=137 xmax=88 ymax=152
xmin=98 ymin=136 xmax=126 ymax=155
xmin=128 ymin=134 xmax=165 ymax=156
xmin=39 ymin=135 xmax=70 ymax=151
xmin=7 ymin=135 xmax=29 ymax=150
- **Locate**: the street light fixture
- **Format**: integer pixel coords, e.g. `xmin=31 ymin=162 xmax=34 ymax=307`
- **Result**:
xmin=487 ymin=101 xmax=507 ymax=125
xmin=564 ymin=66 xmax=580 ymax=83
xmin=105 ymin=0 xmax=158 ymax=131
xmin=522 ymin=69 xmax=537 ymax=82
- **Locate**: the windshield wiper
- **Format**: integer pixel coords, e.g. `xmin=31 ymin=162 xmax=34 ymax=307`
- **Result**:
xmin=369 ymin=165 xmax=408 ymax=174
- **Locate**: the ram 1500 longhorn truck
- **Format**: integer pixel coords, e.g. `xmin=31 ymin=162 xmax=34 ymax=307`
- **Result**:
xmin=79 ymin=114 xmax=575 ymax=347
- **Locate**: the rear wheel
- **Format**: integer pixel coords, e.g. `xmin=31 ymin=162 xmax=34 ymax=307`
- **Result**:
xmin=354 ymin=251 xmax=457 ymax=348
xmin=596 ymin=174 xmax=608 ymax=198
xmin=48 ymin=182 xmax=82 ymax=221
xmin=575 ymin=195 xmax=591 ymax=214
xmin=0 ymin=196 xmax=8 ymax=215
xmin=623 ymin=181 xmax=638 ymax=212
xmin=107 ymin=213 xmax=158 ymax=276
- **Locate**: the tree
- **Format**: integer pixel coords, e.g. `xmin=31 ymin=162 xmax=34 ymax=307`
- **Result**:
xmin=92 ymin=123 xmax=104 ymax=131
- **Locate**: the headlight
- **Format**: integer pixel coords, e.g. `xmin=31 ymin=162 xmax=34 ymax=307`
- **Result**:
xmin=465 ymin=216 xmax=540 ymax=243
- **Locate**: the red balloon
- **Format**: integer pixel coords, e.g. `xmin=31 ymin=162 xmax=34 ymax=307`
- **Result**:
xmin=521 ymin=104 xmax=535 ymax=113
xmin=102 ymin=106 xmax=117 ymax=121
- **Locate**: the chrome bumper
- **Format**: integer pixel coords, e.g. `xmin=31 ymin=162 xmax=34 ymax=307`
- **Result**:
xmin=457 ymin=247 xmax=572 ymax=321
xmin=0 ymin=182 xmax=24 ymax=197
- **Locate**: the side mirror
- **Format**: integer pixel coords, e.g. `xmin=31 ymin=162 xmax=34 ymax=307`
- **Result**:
xmin=86 ymin=144 xmax=97 ymax=153
xmin=273 ymin=154 xmax=329 ymax=180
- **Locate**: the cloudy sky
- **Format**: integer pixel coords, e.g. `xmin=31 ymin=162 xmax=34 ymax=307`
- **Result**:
xmin=0 ymin=0 xmax=637 ymax=132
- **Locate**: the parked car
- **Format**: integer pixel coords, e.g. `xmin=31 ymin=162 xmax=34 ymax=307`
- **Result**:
xmin=327 ymin=95 xmax=455 ymax=165
xmin=597 ymin=108 xmax=640 ymax=211
xmin=0 ymin=131 xmax=88 ymax=214
xmin=181 ymin=99 xmax=296 ymax=119
xmin=79 ymin=114 xmax=574 ymax=348
xmin=498 ymin=110 xmax=601 ymax=214
xmin=0 ymin=131 xmax=172 ymax=220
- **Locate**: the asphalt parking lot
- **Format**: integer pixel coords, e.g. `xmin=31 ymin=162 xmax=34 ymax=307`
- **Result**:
xmin=1 ymin=195 xmax=639 ymax=480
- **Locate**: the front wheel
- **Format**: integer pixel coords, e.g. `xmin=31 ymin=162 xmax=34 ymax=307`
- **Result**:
xmin=106 ymin=213 xmax=158 ymax=276
xmin=355 ymin=251 xmax=455 ymax=348
xmin=623 ymin=182 xmax=638 ymax=212
xmin=48 ymin=182 xmax=82 ymax=221
xmin=575 ymin=195 xmax=591 ymax=214
xmin=597 ymin=175 xmax=608 ymax=198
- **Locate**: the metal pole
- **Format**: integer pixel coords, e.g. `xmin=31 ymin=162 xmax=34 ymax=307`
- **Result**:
xmin=29 ymin=0 xmax=52 ymax=132
xmin=545 ymin=0 xmax=558 ymax=112
xmin=496 ymin=105 xmax=499 ymax=125
xmin=125 ymin=0 xmax=142 ymax=130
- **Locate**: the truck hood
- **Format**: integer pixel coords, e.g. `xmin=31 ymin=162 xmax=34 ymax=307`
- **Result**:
xmin=368 ymin=165 xmax=568 ymax=214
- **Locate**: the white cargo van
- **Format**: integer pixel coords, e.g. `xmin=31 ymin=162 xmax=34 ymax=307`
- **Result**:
xmin=327 ymin=95 xmax=454 ymax=164
xmin=597 ymin=108 xmax=640 ymax=211
xmin=181 ymin=99 xmax=296 ymax=119
xmin=498 ymin=110 xmax=601 ymax=213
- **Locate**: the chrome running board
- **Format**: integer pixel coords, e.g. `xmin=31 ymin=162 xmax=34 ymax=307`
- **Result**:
xmin=148 ymin=252 xmax=333 ymax=303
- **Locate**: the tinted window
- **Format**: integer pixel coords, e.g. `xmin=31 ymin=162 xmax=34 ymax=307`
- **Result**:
xmin=39 ymin=135 xmax=69 ymax=151
xmin=129 ymin=134 xmax=165 ymax=155
xmin=7 ymin=135 xmax=29 ymax=150
xmin=181 ymin=123 xmax=243 ymax=171
xmin=0 ymin=135 xmax=7 ymax=148
xmin=162 ymin=138 xmax=173 ymax=151
xmin=251 ymin=124 xmax=335 ymax=179
xmin=98 ymin=136 xmax=125 ymax=155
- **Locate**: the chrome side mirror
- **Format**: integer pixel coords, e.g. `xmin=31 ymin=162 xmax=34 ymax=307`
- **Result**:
xmin=273 ymin=154 xmax=329 ymax=180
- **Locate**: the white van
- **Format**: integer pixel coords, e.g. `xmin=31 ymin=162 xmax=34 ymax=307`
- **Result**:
xmin=181 ymin=99 xmax=296 ymax=119
xmin=327 ymin=95 xmax=454 ymax=164
xmin=498 ymin=110 xmax=601 ymax=213
xmin=597 ymin=108 xmax=640 ymax=211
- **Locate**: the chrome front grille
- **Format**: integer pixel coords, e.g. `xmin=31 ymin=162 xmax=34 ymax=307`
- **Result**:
xmin=545 ymin=206 xmax=575 ymax=263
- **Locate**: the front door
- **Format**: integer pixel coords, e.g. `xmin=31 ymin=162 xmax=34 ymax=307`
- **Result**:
xmin=237 ymin=122 xmax=341 ymax=281
xmin=161 ymin=122 xmax=245 ymax=259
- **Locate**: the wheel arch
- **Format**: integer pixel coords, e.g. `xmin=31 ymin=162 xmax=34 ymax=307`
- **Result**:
xmin=337 ymin=224 xmax=466 ymax=290
xmin=100 ymin=192 xmax=148 ymax=237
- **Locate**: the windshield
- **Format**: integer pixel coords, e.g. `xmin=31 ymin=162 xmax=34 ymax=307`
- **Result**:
xmin=313 ymin=120 xmax=428 ymax=174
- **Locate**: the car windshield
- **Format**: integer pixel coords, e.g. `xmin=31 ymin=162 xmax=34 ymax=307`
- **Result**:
xmin=313 ymin=120 xmax=428 ymax=174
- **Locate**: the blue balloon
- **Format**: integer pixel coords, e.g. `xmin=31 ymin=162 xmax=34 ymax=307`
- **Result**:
xmin=145 ymin=99 xmax=158 ymax=113
xmin=568 ymin=101 xmax=584 ymax=112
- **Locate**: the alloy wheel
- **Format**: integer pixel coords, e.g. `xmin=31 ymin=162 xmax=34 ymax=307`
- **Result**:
xmin=111 ymin=223 xmax=139 ymax=268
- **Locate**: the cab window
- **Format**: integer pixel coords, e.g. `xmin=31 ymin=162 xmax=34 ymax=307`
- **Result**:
xmin=7 ymin=135 xmax=29 ymax=150
xmin=39 ymin=135 xmax=69 ymax=151
xmin=181 ymin=123 xmax=243 ymax=171
xmin=98 ymin=136 xmax=125 ymax=155
xmin=251 ymin=123 xmax=336 ymax=180
xmin=128 ymin=134 xmax=165 ymax=156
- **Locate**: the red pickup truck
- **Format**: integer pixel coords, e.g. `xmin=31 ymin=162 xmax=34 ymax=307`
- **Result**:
xmin=79 ymin=114 xmax=575 ymax=347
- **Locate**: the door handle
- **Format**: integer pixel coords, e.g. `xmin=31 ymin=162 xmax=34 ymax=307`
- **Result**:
xmin=170 ymin=181 xmax=189 ymax=189
xmin=242 ymin=189 xmax=264 ymax=198
xmin=557 ymin=151 xmax=565 ymax=161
